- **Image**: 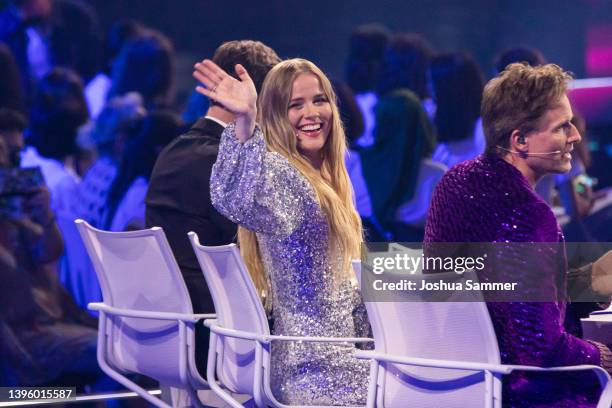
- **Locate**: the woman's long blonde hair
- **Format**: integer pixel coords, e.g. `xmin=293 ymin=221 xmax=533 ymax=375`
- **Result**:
xmin=239 ymin=59 xmax=362 ymax=308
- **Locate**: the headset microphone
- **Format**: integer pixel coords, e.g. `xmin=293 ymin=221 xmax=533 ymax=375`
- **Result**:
xmin=496 ymin=146 xmax=562 ymax=156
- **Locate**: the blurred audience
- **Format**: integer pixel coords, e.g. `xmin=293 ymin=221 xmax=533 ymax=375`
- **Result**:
xmin=20 ymin=67 xmax=92 ymax=308
xmin=0 ymin=108 xmax=100 ymax=387
xmin=0 ymin=43 xmax=26 ymax=114
xmin=359 ymin=31 xmax=443 ymax=241
xmin=21 ymin=67 xmax=88 ymax=214
xmin=104 ymin=110 xmax=182 ymax=231
xmin=377 ymin=32 xmax=436 ymax=118
xmin=0 ymin=109 xmax=26 ymax=169
xmin=108 ymin=29 xmax=175 ymax=111
xmin=494 ymin=46 xmax=546 ymax=74
xmin=333 ymin=79 xmax=392 ymax=241
xmin=76 ymin=93 xmax=145 ymax=229
xmin=430 ymin=52 xmax=486 ymax=168
xmin=85 ymin=19 xmax=145 ymax=119
xmin=344 ymin=23 xmax=390 ymax=148
xmin=0 ymin=0 xmax=102 ymax=101
xmin=181 ymin=88 xmax=210 ymax=128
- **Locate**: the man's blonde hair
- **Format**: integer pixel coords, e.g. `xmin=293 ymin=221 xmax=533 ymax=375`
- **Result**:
xmin=482 ymin=63 xmax=572 ymax=155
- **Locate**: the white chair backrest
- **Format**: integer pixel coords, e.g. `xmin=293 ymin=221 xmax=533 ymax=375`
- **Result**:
xmin=355 ymin=248 xmax=501 ymax=408
xmin=76 ymin=219 xmax=194 ymax=386
xmin=189 ymin=232 xmax=269 ymax=395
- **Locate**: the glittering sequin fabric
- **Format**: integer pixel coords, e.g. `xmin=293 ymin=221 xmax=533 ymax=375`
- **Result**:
xmin=425 ymin=154 xmax=611 ymax=407
xmin=211 ymin=123 xmax=370 ymax=406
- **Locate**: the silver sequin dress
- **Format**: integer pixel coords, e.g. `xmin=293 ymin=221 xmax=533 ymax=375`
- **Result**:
xmin=210 ymin=123 xmax=371 ymax=406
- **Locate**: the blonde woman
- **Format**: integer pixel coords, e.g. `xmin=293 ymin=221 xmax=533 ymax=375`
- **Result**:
xmin=194 ymin=58 xmax=371 ymax=405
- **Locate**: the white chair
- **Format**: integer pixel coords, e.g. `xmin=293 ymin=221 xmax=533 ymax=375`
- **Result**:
xmin=353 ymin=258 xmax=612 ymax=408
xmin=188 ymin=232 xmax=373 ymax=408
xmin=75 ymin=219 xmax=215 ymax=408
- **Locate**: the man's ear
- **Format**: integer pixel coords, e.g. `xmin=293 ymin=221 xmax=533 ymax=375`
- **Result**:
xmin=509 ymin=129 xmax=528 ymax=154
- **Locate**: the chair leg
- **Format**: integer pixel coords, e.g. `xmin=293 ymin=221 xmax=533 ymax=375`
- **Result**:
xmin=97 ymin=315 xmax=172 ymax=408
xmin=98 ymin=357 xmax=172 ymax=408
xmin=206 ymin=333 xmax=247 ymax=408
xmin=492 ymin=373 xmax=503 ymax=408
xmin=366 ymin=360 xmax=378 ymax=408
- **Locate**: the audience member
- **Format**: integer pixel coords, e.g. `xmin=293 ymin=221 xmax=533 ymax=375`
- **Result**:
xmin=494 ymin=46 xmax=546 ymax=74
xmin=0 ymin=43 xmax=26 ymax=114
xmin=181 ymin=89 xmax=210 ymax=128
xmin=430 ymin=52 xmax=486 ymax=168
xmin=77 ymin=93 xmax=145 ymax=229
xmin=21 ymin=67 xmax=88 ymax=214
xmin=332 ymin=79 xmax=391 ymax=241
xmin=0 ymin=109 xmax=26 ymax=168
xmin=108 ymin=29 xmax=175 ymax=111
xmin=104 ymin=110 xmax=181 ymax=231
xmin=332 ymin=80 xmax=370 ymax=212
xmin=344 ymin=23 xmax=390 ymax=147
xmin=0 ymin=108 xmax=100 ymax=387
xmin=20 ymin=67 xmax=91 ymax=308
xmin=377 ymin=32 xmax=436 ymax=117
xmin=85 ymin=20 xmax=145 ymax=119
xmin=0 ymin=0 xmax=102 ymax=100
xmin=559 ymin=114 xmax=612 ymax=243
xmin=361 ymin=33 xmax=444 ymax=241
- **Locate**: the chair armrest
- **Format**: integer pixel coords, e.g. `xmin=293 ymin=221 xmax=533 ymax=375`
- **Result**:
xmin=356 ymin=350 xmax=612 ymax=408
xmin=354 ymin=350 xmax=514 ymax=374
xmin=503 ymin=363 xmax=610 ymax=375
xmin=204 ymin=320 xmax=373 ymax=344
xmin=264 ymin=334 xmax=373 ymax=344
xmin=356 ymin=350 xmax=612 ymax=380
xmin=88 ymin=302 xmax=215 ymax=323
xmin=204 ymin=320 xmax=264 ymax=341
xmin=504 ymin=363 xmax=611 ymax=397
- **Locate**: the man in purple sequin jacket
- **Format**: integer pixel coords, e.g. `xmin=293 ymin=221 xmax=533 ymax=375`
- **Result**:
xmin=424 ymin=63 xmax=612 ymax=407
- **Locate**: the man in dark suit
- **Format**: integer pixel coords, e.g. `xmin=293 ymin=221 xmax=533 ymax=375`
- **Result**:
xmin=145 ymin=40 xmax=279 ymax=374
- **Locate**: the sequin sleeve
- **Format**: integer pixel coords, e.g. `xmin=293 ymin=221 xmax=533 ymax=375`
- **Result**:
xmin=487 ymin=202 xmax=604 ymax=369
xmin=210 ymin=122 xmax=310 ymax=236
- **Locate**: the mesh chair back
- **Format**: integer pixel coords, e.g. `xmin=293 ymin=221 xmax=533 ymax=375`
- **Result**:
xmin=76 ymin=219 xmax=194 ymax=386
xmin=189 ymin=233 xmax=269 ymax=395
xmin=354 ymin=248 xmax=501 ymax=408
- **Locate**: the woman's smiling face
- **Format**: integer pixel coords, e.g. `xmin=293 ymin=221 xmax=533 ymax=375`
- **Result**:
xmin=287 ymin=73 xmax=332 ymax=167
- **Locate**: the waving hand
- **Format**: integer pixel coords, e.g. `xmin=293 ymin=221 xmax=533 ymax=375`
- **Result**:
xmin=193 ymin=59 xmax=257 ymax=141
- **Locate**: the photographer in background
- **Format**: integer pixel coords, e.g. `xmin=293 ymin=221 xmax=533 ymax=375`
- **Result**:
xmin=0 ymin=108 xmax=100 ymax=387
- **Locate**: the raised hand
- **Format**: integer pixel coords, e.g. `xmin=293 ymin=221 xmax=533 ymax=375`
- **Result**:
xmin=193 ymin=59 xmax=257 ymax=141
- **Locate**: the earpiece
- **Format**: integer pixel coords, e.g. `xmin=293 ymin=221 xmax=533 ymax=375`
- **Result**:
xmin=518 ymin=135 xmax=526 ymax=144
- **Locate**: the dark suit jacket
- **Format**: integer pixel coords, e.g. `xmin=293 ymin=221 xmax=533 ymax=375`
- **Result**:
xmin=145 ymin=117 xmax=237 ymax=314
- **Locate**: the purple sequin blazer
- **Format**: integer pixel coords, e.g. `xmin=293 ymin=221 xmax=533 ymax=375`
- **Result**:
xmin=424 ymin=154 xmax=611 ymax=406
